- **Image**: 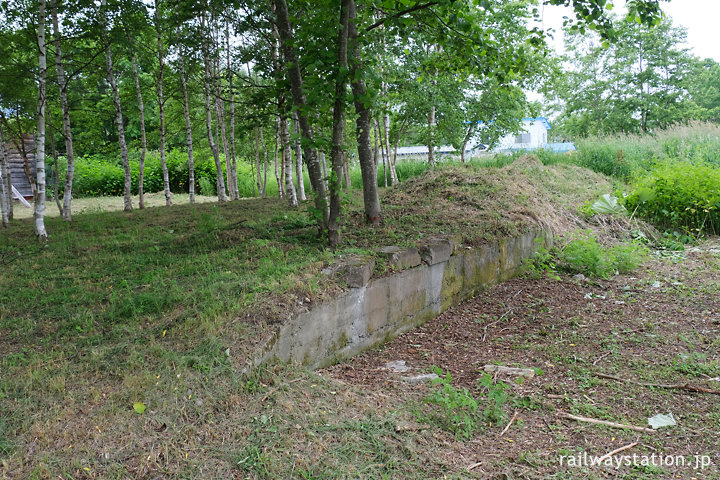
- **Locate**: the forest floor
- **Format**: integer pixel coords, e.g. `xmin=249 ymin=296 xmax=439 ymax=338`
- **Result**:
xmin=1 ymin=159 xmax=719 ymax=478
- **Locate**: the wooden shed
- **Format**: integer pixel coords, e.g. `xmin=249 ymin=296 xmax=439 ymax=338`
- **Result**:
xmin=3 ymin=134 xmax=36 ymax=200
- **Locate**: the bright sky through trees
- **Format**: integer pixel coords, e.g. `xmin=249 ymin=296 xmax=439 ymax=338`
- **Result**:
xmin=539 ymin=0 xmax=720 ymax=62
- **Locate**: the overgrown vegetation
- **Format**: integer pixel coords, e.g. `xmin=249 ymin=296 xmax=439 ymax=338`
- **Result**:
xmin=420 ymin=367 xmax=509 ymax=440
xmin=626 ymin=160 xmax=720 ymax=235
xmin=558 ymin=231 xmax=649 ymax=279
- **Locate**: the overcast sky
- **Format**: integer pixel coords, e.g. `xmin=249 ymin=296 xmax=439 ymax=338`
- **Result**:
xmin=538 ymin=0 xmax=720 ymax=63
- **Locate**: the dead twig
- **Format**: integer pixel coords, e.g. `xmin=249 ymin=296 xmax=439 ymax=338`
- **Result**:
xmin=595 ymin=373 xmax=720 ymax=396
xmin=597 ymin=441 xmax=639 ymax=463
xmin=499 ymin=409 xmax=519 ymax=437
xmin=466 ymin=461 xmax=482 ymax=471
xmin=592 ymin=351 xmax=611 ymax=366
xmin=558 ymin=412 xmax=655 ymax=434
xmin=482 ymin=309 xmax=512 ymax=342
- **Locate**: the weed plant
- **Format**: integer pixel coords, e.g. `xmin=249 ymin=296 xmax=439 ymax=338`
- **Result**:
xmin=421 ymin=366 xmax=509 ymax=439
xmin=558 ymin=231 xmax=649 ymax=279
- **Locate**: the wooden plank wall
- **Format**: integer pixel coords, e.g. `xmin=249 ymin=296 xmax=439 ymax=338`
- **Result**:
xmin=4 ymin=134 xmax=35 ymax=198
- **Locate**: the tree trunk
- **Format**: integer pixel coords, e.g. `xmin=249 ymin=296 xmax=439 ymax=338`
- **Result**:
xmin=102 ymin=0 xmax=131 ymax=212
xmin=47 ymin=113 xmax=62 ymax=215
xmin=328 ymin=0 xmax=350 ymax=247
xmin=254 ymin=126 xmax=262 ymax=196
xmin=51 ymin=0 xmax=75 ymax=221
xmin=274 ymin=117 xmax=282 ymax=197
xmin=0 ymin=123 xmax=11 ymax=227
xmin=392 ymin=117 xmax=407 ymax=184
xmin=427 ymin=61 xmax=438 ymax=168
xmin=35 ymin=0 xmax=48 ymax=238
xmin=129 ymin=48 xmax=147 ymax=208
xmin=348 ymin=0 xmax=381 ymax=225
xmin=179 ymin=54 xmax=195 ymax=203
xmin=215 ymin=53 xmax=233 ymax=200
xmin=374 ymin=118 xmax=387 ymax=187
xmin=292 ymin=112 xmax=306 ymax=201
xmin=155 ymin=0 xmax=172 ymax=206
xmin=383 ymin=113 xmax=397 ymax=185
xmin=427 ymin=105 xmax=436 ymax=167
xmin=259 ymin=126 xmax=268 ymax=198
xmin=320 ymin=151 xmax=328 ymax=188
xmin=273 ymin=0 xmax=328 ymax=228
xmin=460 ymin=123 xmax=474 ymax=164
xmin=343 ymin=158 xmax=351 ymax=190
xmin=280 ymin=112 xmax=297 ymax=207
xmin=226 ymin=17 xmax=239 ymax=199
xmin=201 ymin=17 xmax=227 ymax=202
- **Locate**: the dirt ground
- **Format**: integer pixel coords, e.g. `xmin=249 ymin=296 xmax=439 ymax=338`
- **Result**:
xmin=323 ymin=239 xmax=720 ymax=479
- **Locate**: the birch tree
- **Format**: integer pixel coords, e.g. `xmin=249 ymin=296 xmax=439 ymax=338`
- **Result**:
xmin=100 ymin=0 xmax=132 ymax=211
xmin=0 ymin=123 xmax=11 ymax=227
xmin=155 ymin=0 xmax=172 ymax=206
xmin=200 ymin=14 xmax=227 ymax=202
xmin=50 ymin=0 xmax=75 ymax=221
xmin=178 ymin=49 xmax=195 ymax=203
xmin=34 ymin=0 xmax=48 ymax=238
xmin=273 ymin=0 xmax=328 ymax=227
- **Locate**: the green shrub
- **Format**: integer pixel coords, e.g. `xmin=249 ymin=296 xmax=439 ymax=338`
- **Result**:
xmin=47 ymin=148 xmax=261 ymax=198
xmin=422 ymin=367 xmax=480 ymax=439
xmin=558 ymin=231 xmax=648 ymax=279
xmin=420 ymin=366 xmax=509 ymax=439
xmin=625 ymin=160 xmax=720 ymax=235
xmin=198 ymin=177 xmax=216 ymax=196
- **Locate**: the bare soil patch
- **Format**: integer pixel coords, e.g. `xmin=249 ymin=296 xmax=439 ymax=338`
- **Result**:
xmin=324 ymin=239 xmax=720 ymax=478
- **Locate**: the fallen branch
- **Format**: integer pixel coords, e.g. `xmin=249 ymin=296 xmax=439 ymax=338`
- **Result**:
xmin=593 ymin=351 xmax=611 ymax=366
xmin=558 ymin=412 xmax=655 ymax=434
xmin=597 ymin=441 xmax=638 ymax=463
xmin=499 ymin=409 xmax=519 ymax=437
xmin=466 ymin=461 xmax=482 ymax=471
xmin=595 ymin=373 xmax=720 ymax=396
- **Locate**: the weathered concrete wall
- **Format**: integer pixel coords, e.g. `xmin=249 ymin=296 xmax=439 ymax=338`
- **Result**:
xmin=251 ymin=229 xmax=551 ymax=370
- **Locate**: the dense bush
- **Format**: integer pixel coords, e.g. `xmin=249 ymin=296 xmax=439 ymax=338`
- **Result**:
xmin=47 ymin=148 xmax=258 ymax=198
xmin=625 ymin=161 xmax=720 ymax=235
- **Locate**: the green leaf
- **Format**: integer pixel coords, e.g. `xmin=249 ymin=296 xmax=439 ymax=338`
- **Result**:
xmin=592 ymin=194 xmax=627 ymax=215
xmin=133 ymin=402 xmax=147 ymax=414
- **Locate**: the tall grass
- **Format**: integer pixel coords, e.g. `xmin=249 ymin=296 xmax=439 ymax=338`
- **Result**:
xmin=574 ymin=122 xmax=720 ymax=181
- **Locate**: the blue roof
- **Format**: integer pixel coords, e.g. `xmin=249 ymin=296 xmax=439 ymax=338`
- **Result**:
xmin=522 ymin=117 xmax=552 ymax=129
xmin=468 ymin=117 xmax=552 ymax=129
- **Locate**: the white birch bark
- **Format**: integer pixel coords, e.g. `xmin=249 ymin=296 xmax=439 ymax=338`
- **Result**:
xmin=0 ymin=123 xmax=10 ymax=227
xmin=374 ymin=118 xmax=387 ymax=187
xmin=101 ymin=0 xmax=132 ymax=211
xmin=254 ymin=126 xmax=261 ymax=196
xmin=129 ymin=48 xmax=147 ymax=208
xmin=273 ymin=117 xmax=282 ymax=197
xmin=200 ymin=15 xmax=227 ymax=202
xmin=291 ymin=112 xmax=306 ymax=201
xmin=51 ymin=0 xmax=75 ymax=221
xmin=259 ymin=126 xmax=268 ymax=197
xmin=226 ymin=16 xmax=239 ymax=199
xmin=280 ymin=114 xmax=297 ymax=207
xmin=47 ymin=114 xmax=62 ymax=214
xmin=215 ymin=75 xmax=233 ymax=200
xmin=179 ymin=53 xmax=195 ymax=203
xmin=35 ymin=0 xmax=48 ymax=238
xmin=155 ymin=0 xmax=172 ymax=206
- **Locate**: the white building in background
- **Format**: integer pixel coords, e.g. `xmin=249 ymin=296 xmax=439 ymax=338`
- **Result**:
xmin=493 ymin=117 xmax=551 ymax=152
xmin=394 ymin=116 xmax=574 ymax=159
